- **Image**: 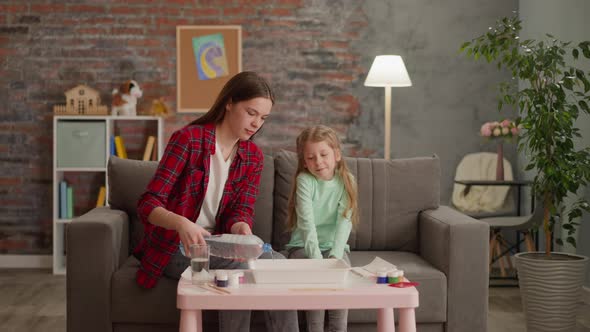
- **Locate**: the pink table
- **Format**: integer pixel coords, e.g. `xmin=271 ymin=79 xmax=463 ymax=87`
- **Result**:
xmin=177 ymin=272 xmax=419 ymax=332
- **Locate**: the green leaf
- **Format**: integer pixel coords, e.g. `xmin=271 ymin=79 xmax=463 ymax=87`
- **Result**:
xmin=460 ymin=41 xmax=471 ymax=51
xmin=572 ymin=48 xmax=579 ymax=60
xmin=566 ymin=236 xmax=577 ymax=247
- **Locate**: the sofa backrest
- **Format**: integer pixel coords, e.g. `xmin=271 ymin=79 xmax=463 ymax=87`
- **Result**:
xmin=107 ymin=155 xmax=276 ymax=253
xmin=108 ymin=156 xmax=158 ymax=253
xmin=107 ymin=151 xmax=441 ymax=255
xmin=272 ymin=150 xmax=440 ymax=253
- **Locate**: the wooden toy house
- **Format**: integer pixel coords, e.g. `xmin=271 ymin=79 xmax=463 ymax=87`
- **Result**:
xmin=53 ymin=84 xmax=108 ymax=115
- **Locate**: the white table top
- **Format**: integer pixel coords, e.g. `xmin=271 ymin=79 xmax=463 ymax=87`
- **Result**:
xmin=177 ymin=268 xmax=419 ymax=311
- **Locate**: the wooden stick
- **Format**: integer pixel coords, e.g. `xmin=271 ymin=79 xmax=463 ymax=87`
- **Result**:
xmin=197 ymin=283 xmax=231 ymax=295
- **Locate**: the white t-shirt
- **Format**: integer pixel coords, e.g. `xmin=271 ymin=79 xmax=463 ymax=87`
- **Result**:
xmin=195 ymin=141 xmax=236 ymax=232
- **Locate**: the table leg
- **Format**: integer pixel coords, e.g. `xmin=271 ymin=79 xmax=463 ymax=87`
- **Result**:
xmin=180 ymin=309 xmax=202 ymax=332
xmin=397 ymin=308 xmax=416 ymax=332
xmin=377 ymin=308 xmax=395 ymax=332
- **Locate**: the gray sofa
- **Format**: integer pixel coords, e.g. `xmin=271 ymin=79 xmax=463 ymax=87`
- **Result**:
xmin=67 ymin=151 xmax=489 ymax=332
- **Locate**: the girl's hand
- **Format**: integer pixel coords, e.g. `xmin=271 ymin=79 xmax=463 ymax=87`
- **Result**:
xmin=176 ymin=217 xmax=211 ymax=254
xmin=231 ymin=222 xmax=252 ymax=235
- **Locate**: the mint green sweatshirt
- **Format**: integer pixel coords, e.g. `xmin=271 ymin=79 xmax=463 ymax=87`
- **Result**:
xmin=286 ymin=172 xmax=353 ymax=259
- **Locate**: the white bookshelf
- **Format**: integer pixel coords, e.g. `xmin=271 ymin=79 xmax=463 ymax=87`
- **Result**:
xmin=52 ymin=115 xmax=164 ymax=274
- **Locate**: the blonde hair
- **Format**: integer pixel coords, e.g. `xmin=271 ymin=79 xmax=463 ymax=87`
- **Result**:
xmin=286 ymin=125 xmax=359 ymax=230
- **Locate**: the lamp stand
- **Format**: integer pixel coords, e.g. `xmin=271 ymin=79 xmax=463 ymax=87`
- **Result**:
xmin=384 ymin=86 xmax=392 ymax=160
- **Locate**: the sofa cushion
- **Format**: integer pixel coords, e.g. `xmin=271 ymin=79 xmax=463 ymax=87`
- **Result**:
xmin=348 ymin=251 xmax=447 ymax=324
xmin=111 ymin=257 xmax=179 ymax=324
xmin=108 ymin=157 xmax=158 ymax=253
xmin=273 ymin=150 xmax=440 ymax=252
xmin=111 ymin=257 xmax=219 ymax=327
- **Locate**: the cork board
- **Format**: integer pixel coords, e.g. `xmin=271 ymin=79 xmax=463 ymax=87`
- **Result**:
xmin=176 ymin=25 xmax=242 ymax=113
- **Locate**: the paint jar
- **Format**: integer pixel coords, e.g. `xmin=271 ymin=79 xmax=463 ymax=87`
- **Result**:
xmin=398 ymin=270 xmax=405 ymax=282
xmin=215 ymin=271 xmax=228 ymax=287
xmin=388 ymin=270 xmax=401 ymax=284
xmin=228 ymin=273 xmax=240 ymax=288
xmin=236 ymin=271 xmax=245 ymax=284
xmin=377 ymin=270 xmax=388 ymax=284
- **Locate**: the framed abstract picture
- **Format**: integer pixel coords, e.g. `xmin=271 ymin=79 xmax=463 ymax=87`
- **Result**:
xmin=176 ymin=25 xmax=242 ymax=113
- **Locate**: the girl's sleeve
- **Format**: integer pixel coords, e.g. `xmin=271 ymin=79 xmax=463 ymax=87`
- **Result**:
xmin=295 ymin=174 xmax=323 ymax=259
xmin=137 ymin=130 xmax=190 ymax=224
xmin=329 ymin=184 xmax=353 ymax=259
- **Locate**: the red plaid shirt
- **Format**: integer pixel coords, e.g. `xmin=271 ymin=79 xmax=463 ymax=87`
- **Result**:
xmin=135 ymin=123 xmax=264 ymax=288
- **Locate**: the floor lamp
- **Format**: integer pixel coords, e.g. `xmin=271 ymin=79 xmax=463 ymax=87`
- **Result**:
xmin=364 ymin=55 xmax=412 ymax=159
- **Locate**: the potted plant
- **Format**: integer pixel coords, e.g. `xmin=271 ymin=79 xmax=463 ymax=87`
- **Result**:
xmin=461 ymin=16 xmax=590 ymax=331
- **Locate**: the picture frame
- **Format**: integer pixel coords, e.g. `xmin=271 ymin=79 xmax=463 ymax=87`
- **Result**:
xmin=176 ymin=25 xmax=242 ymax=113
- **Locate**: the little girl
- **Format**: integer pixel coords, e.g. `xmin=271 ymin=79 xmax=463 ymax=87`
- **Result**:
xmin=285 ymin=125 xmax=359 ymax=332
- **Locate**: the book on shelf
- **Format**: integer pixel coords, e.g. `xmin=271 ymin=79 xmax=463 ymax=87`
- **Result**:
xmin=151 ymin=139 xmax=158 ymax=161
xmin=142 ymin=136 xmax=156 ymax=161
xmin=114 ymin=136 xmax=128 ymax=159
xmin=110 ymin=136 xmax=116 ymax=156
xmin=96 ymin=186 xmax=106 ymax=207
xmin=67 ymin=186 xmax=74 ymax=219
xmin=59 ymin=181 xmax=67 ymax=219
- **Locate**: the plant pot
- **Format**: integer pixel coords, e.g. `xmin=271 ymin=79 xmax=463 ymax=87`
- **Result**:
xmin=515 ymin=252 xmax=589 ymax=332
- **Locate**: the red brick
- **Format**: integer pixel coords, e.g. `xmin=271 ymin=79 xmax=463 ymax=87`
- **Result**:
xmin=67 ymin=5 xmax=106 ymax=14
xmin=31 ymin=4 xmax=65 ymax=12
xmin=155 ymin=17 xmax=190 ymax=26
xmin=223 ymin=7 xmax=256 ymax=16
xmin=76 ymin=28 xmax=109 ymax=35
xmin=200 ymin=0 xmax=234 ymax=5
xmin=185 ymin=8 xmax=220 ymax=16
xmin=127 ymin=39 xmax=162 ymax=47
xmin=260 ymin=8 xmax=292 ymax=16
xmin=147 ymin=7 xmax=180 ymax=16
xmin=0 ymin=4 xmax=28 ymax=13
xmin=323 ymin=73 xmax=354 ymax=82
xmin=120 ymin=17 xmax=151 ymax=25
xmin=110 ymin=6 xmax=138 ymax=15
xmin=276 ymin=0 xmax=303 ymax=6
xmin=79 ymin=17 xmax=116 ymax=25
xmin=320 ymin=41 xmax=349 ymax=49
xmin=264 ymin=20 xmax=297 ymax=28
xmin=0 ymin=48 xmax=17 ymax=56
xmin=334 ymin=52 xmax=360 ymax=62
xmin=121 ymin=0 xmax=158 ymax=3
xmin=0 ymin=177 xmax=22 ymax=186
xmin=0 ymin=239 xmax=29 ymax=250
xmin=165 ymin=0 xmax=195 ymax=4
xmin=236 ymin=0 xmax=269 ymax=4
xmin=111 ymin=27 xmax=145 ymax=35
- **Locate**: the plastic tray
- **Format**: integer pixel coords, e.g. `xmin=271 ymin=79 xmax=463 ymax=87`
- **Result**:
xmin=250 ymin=258 xmax=350 ymax=284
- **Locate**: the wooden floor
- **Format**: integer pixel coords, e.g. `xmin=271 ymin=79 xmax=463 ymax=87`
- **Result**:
xmin=0 ymin=269 xmax=589 ymax=332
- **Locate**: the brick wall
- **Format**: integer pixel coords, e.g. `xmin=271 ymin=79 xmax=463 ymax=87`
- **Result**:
xmin=0 ymin=0 xmax=368 ymax=254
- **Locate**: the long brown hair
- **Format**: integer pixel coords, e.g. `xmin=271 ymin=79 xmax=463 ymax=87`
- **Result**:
xmin=189 ymin=71 xmax=274 ymax=126
xmin=286 ymin=125 xmax=359 ymax=230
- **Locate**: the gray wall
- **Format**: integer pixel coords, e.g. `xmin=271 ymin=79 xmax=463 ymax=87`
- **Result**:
xmin=519 ymin=0 xmax=590 ymax=287
xmin=352 ymin=0 xmax=518 ymax=205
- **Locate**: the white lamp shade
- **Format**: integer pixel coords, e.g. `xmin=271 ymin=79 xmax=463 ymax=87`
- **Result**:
xmin=364 ymin=55 xmax=412 ymax=87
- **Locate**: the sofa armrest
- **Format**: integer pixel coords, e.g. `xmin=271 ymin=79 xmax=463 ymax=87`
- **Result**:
xmin=419 ymin=205 xmax=489 ymax=332
xmin=67 ymin=206 xmax=129 ymax=332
